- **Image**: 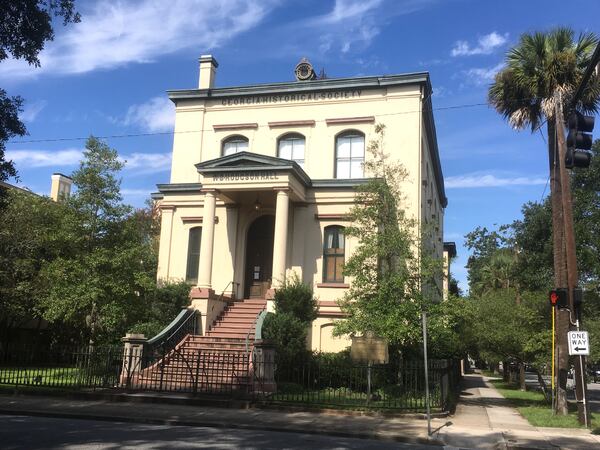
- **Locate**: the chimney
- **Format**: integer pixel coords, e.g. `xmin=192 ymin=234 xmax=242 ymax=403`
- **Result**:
xmin=50 ymin=173 xmax=72 ymax=202
xmin=198 ymin=54 xmax=218 ymax=89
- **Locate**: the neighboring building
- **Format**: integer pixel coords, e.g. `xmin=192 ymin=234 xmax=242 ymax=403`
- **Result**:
xmin=153 ymin=56 xmax=447 ymax=352
xmin=0 ymin=173 xmax=72 ymax=202
xmin=443 ymin=241 xmax=457 ymax=300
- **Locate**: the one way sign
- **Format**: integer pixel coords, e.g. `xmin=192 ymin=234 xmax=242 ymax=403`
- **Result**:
xmin=568 ymin=331 xmax=590 ymax=356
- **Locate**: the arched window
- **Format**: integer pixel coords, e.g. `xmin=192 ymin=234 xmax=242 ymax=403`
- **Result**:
xmin=323 ymin=225 xmax=345 ymax=283
xmin=186 ymin=227 xmax=202 ymax=284
xmin=222 ymin=135 xmax=248 ymax=156
xmin=278 ymin=133 xmax=305 ymax=168
xmin=335 ymin=131 xmax=364 ymax=179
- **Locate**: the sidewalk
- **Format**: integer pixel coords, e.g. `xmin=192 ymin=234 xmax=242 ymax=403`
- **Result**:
xmin=1 ymin=375 xmax=599 ymax=449
xmin=432 ymin=373 xmax=600 ymax=450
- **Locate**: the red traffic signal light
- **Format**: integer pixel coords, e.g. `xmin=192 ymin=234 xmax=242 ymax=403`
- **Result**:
xmin=549 ymin=288 xmax=568 ymax=308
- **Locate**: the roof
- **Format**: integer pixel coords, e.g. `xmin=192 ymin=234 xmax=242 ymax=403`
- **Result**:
xmin=0 ymin=180 xmax=39 ymax=196
xmin=167 ymin=72 xmax=432 ymax=101
xmin=443 ymin=241 xmax=457 ymax=258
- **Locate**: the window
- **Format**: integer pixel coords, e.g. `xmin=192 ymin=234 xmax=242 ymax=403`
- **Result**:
xmin=222 ymin=135 xmax=248 ymax=156
xmin=278 ymin=133 xmax=305 ymax=168
xmin=323 ymin=226 xmax=345 ymax=283
xmin=186 ymin=227 xmax=202 ymax=284
xmin=335 ymin=132 xmax=364 ymax=178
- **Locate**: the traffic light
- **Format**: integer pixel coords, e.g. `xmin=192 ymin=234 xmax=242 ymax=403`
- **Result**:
xmin=549 ymin=288 xmax=568 ymax=308
xmin=573 ymin=287 xmax=583 ymax=309
xmin=566 ymin=111 xmax=594 ymax=169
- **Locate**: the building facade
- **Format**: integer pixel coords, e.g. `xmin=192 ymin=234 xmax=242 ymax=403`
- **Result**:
xmin=153 ymin=56 xmax=447 ymax=352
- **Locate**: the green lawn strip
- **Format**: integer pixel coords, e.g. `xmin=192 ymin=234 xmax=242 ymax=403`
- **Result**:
xmin=270 ymin=384 xmax=440 ymax=411
xmin=0 ymin=367 xmax=89 ymax=387
xmin=489 ymin=379 xmax=599 ymax=429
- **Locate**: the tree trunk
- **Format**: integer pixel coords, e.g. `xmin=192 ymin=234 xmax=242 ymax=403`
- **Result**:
xmin=503 ymin=361 xmax=509 ymax=382
xmin=548 ymin=119 xmax=569 ymax=415
xmin=519 ymin=362 xmax=526 ymax=391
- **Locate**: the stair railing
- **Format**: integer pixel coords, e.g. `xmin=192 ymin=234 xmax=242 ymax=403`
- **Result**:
xmin=143 ymin=308 xmax=198 ymax=367
xmin=245 ymin=309 xmax=268 ymax=355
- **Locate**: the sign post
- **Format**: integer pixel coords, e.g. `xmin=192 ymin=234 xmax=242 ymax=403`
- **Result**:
xmin=350 ymin=333 xmax=389 ymax=407
xmin=422 ymin=311 xmax=431 ymax=437
xmin=567 ymin=330 xmax=590 ymax=427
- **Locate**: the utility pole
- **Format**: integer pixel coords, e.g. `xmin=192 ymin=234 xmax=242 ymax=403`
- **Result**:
xmin=554 ymin=95 xmax=589 ymax=426
xmin=550 ymin=41 xmax=600 ymax=422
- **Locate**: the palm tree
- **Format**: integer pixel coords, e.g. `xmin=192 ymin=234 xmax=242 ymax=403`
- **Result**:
xmin=488 ymin=28 xmax=600 ymax=415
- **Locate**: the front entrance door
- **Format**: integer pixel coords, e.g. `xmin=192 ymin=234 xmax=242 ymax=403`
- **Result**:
xmin=244 ymin=215 xmax=275 ymax=299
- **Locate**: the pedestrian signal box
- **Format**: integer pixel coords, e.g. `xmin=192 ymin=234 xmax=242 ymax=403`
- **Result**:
xmin=549 ymin=288 xmax=568 ymax=308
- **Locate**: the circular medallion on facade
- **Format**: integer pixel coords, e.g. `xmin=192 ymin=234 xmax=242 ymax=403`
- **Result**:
xmin=295 ymin=58 xmax=315 ymax=81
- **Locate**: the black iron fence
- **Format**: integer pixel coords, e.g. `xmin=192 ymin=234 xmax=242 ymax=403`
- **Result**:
xmin=0 ymin=343 xmax=460 ymax=412
xmin=0 ymin=345 xmax=122 ymax=390
xmin=267 ymin=356 xmax=460 ymax=411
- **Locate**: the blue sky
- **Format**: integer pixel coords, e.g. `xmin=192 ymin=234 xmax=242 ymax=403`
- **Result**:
xmin=3 ymin=0 xmax=599 ymax=292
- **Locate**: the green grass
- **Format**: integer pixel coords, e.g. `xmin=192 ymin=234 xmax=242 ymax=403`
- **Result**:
xmin=269 ymin=383 xmax=441 ymax=412
xmin=489 ymin=379 xmax=600 ymax=430
xmin=0 ymin=366 xmax=101 ymax=387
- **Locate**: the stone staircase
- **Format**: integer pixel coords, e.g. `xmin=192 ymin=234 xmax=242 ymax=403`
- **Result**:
xmin=129 ymin=299 xmax=266 ymax=393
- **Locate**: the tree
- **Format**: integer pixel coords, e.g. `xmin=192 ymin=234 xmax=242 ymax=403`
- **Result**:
xmin=333 ymin=124 xmax=443 ymax=352
xmin=471 ymin=289 xmax=550 ymax=391
xmin=0 ymin=1 xmax=80 ymax=187
xmin=488 ymin=27 xmax=600 ymax=414
xmin=0 ymin=189 xmax=76 ymax=347
xmin=39 ymin=137 xmax=156 ymax=345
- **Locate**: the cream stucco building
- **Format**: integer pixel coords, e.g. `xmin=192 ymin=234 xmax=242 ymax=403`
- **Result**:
xmin=153 ymin=56 xmax=447 ymax=352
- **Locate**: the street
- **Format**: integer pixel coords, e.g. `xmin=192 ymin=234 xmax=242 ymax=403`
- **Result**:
xmin=0 ymin=415 xmax=439 ymax=450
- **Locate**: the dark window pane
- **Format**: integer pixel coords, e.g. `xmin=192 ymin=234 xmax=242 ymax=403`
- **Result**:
xmin=323 ymin=226 xmax=345 ymax=283
xmin=186 ymin=227 xmax=202 ymax=283
xmin=334 ymin=257 xmax=344 ymax=282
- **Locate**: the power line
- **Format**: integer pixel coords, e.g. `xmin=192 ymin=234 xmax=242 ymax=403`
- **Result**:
xmin=8 ymin=101 xmax=492 ymax=145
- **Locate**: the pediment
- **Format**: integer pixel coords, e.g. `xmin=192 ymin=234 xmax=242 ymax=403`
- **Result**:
xmin=196 ymin=151 xmax=294 ymax=170
xmin=196 ymin=151 xmax=312 ymax=187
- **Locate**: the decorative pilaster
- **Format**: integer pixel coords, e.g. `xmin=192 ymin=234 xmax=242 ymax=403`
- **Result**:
xmin=157 ymin=205 xmax=175 ymax=279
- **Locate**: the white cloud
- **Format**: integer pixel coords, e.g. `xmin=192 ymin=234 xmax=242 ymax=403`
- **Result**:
xmin=120 ymin=152 xmax=172 ymax=173
xmin=20 ymin=100 xmax=48 ymax=122
xmin=304 ymin=0 xmax=383 ymax=55
xmin=451 ymin=32 xmax=508 ymax=57
xmin=6 ymin=148 xmax=83 ymax=167
xmin=6 ymin=148 xmax=171 ymax=175
xmin=124 ymin=97 xmax=175 ymax=132
xmin=445 ymin=173 xmax=547 ymax=189
xmin=121 ymin=188 xmax=153 ymax=197
xmin=313 ymin=0 xmax=383 ymax=25
xmin=463 ymin=62 xmax=504 ymax=85
xmin=0 ymin=0 xmax=277 ymax=81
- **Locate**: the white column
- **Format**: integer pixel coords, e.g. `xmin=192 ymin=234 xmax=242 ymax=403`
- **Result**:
xmin=271 ymin=189 xmax=290 ymax=288
xmin=198 ymin=190 xmax=217 ymax=289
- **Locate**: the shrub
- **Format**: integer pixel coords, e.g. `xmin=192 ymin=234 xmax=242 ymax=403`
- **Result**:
xmin=273 ymin=274 xmax=318 ymax=323
xmin=262 ymin=312 xmax=310 ymax=362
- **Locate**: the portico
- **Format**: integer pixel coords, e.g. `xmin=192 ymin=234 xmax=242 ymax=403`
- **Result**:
xmin=186 ymin=152 xmax=309 ymax=312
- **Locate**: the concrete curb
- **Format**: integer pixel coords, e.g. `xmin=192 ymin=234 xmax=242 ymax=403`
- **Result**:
xmin=0 ymin=406 xmax=445 ymax=447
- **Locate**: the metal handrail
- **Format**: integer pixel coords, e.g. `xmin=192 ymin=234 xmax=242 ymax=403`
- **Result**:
xmin=245 ymin=309 xmax=268 ymax=355
xmin=144 ymin=308 xmax=198 ymax=364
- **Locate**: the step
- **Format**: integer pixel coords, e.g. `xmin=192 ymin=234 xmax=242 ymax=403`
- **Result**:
xmin=228 ymin=304 xmax=266 ymax=310
xmin=214 ymin=316 xmax=256 ymax=323
xmin=183 ymin=342 xmax=248 ymax=351
xmin=207 ymin=331 xmax=255 ymax=339
xmin=211 ymin=322 xmax=254 ymax=332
